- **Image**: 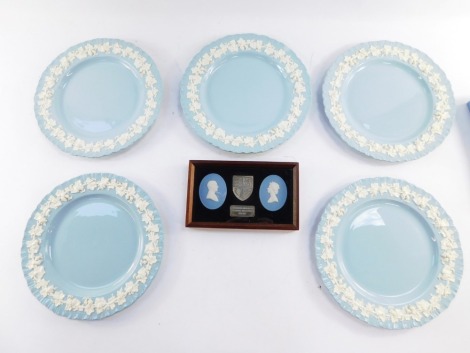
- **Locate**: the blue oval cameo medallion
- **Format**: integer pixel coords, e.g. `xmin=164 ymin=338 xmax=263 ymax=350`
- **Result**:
xmin=259 ymin=175 xmax=287 ymax=211
xmin=199 ymin=173 xmax=227 ymax=210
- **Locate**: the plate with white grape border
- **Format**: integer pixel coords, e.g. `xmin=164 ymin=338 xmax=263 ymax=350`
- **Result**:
xmin=315 ymin=177 xmax=462 ymax=328
xmin=180 ymin=33 xmax=311 ymax=153
xmin=21 ymin=173 xmax=164 ymax=319
xmin=322 ymin=41 xmax=454 ymax=162
xmin=34 ymin=38 xmax=162 ymax=157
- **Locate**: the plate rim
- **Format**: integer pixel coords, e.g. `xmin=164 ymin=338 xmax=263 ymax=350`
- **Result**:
xmin=21 ymin=173 xmax=164 ymax=320
xmin=180 ymin=33 xmax=311 ymax=153
xmin=315 ymin=177 xmax=463 ymax=329
xmin=34 ymin=38 xmax=163 ymax=158
xmin=322 ymin=40 xmax=455 ymax=162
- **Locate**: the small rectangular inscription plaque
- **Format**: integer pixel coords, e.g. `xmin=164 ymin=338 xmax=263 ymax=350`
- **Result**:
xmin=230 ymin=205 xmax=255 ymax=218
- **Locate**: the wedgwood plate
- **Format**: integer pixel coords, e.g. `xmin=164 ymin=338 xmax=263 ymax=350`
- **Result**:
xmin=315 ymin=177 xmax=462 ymax=329
xmin=323 ymin=41 xmax=455 ymax=162
xmin=21 ymin=173 xmax=164 ymax=319
xmin=35 ymin=38 xmax=162 ymax=157
xmin=180 ymin=34 xmax=311 ymax=153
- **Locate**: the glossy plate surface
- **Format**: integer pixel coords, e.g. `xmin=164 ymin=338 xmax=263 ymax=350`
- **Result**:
xmin=323 ymin=41 xmax=455 ymax=162
xmin=315 ymin=177 xmax=462 ymax=328
xmin=180 ymin=34 xmax=311 ymax=153
xmin=21 ymin=173 xmax=164 ymax=319
xmin=35 ymin=39 xmax=162 ymax=157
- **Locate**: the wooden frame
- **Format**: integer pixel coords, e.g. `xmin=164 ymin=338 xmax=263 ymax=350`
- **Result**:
xmin=186 ymin=160 xmax=299 ymax=230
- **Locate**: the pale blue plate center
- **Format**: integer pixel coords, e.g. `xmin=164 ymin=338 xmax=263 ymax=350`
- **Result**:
xmin=55 ymin=57 xmax=144 ymax=139
xmin=44 ymin=195 xmax=141 ymax=297
xmin=201 ymin=54 xmax=291 ymax=135
xmin=337 ymin=200 xmax=438 ymax=305
xmin=342 ymin=60 xmax=433 ymax=143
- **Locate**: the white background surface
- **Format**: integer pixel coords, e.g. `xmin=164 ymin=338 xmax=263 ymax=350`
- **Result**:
xmin=1 ymin=1 xmax=470 ymax=352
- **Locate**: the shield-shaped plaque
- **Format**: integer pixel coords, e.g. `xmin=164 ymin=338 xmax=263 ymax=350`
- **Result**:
xmin=232 ymin=175 xmax=254 ymax=201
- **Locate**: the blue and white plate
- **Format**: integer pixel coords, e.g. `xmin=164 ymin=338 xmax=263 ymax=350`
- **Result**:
xmin=180 ymin=34 xmax=311 ymax=153
xmin=323 ymin=41 xmax=455 ymax=162
xmin=35 ymin=39 xmax=163 ymax=157
xmin=315 ymin=177 xmax=462 ymax=329
xmin=21 ymin=173 xmax=164 ymax=320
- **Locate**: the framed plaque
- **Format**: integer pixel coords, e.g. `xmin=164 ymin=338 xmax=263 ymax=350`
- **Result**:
xmin=186 ymin=160 xmax=299 ymax=230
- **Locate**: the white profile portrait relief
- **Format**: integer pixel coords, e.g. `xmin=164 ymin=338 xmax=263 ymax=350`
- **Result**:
xmin=199 ymin=173 xmax=226 ymax=210
xmin=206 ymin=179 xmax=219 ymax=202
xmin=260 ymin=175 xmax=286 ymax=212
xmin=267 ymin=181 xmax=280 ymax=203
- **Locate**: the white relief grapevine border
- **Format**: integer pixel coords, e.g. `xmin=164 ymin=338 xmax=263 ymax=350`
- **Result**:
xmin=35 ymin=39 xmax=161 ymax=157
xmin=316 ymin=178 xmax=462 ymax=328
xmin=183 ymin=35 xmax=309 ymax=151
xmin=23 ymin=175 xmax=163 ymax=318
xmin=324 ymin=42 xmax=454 ymax=161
